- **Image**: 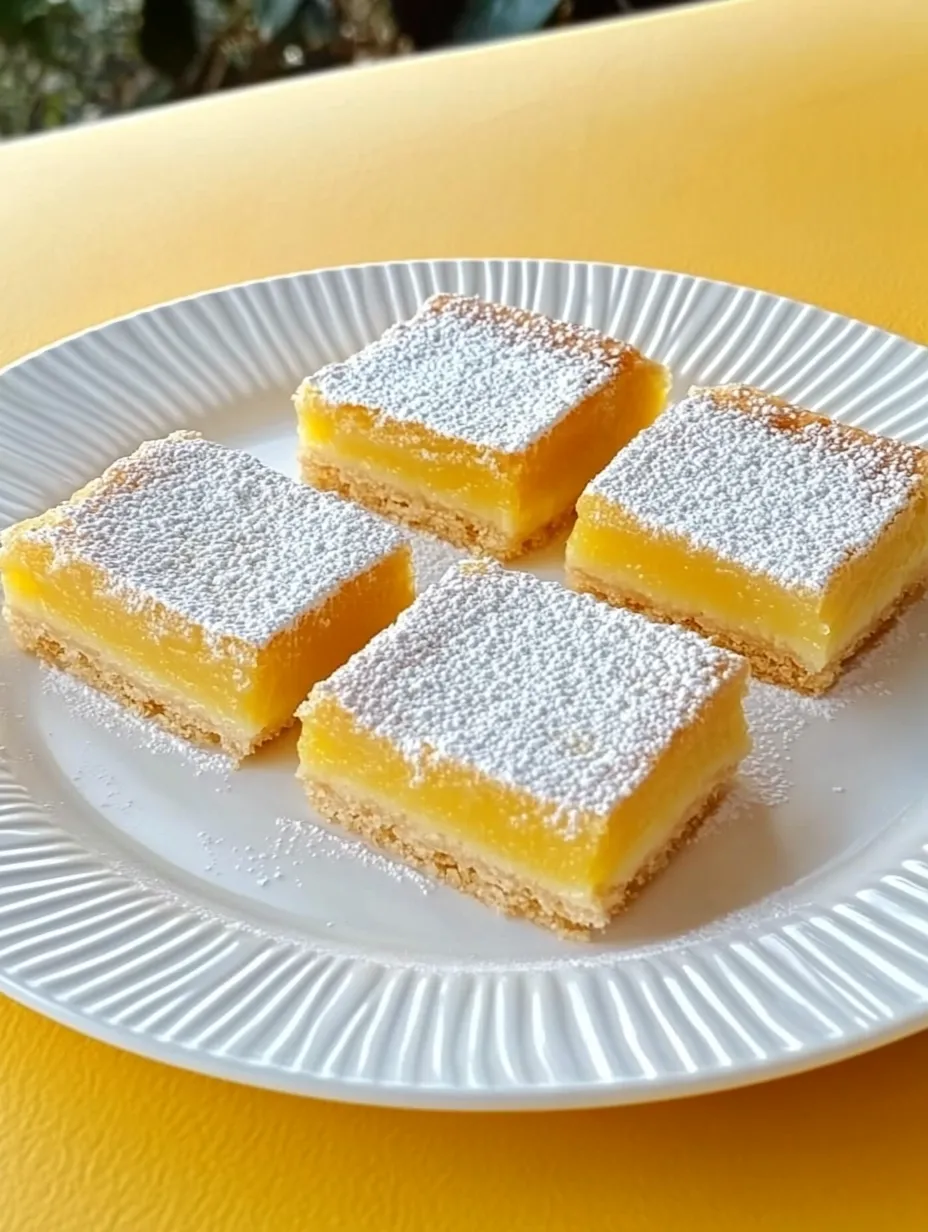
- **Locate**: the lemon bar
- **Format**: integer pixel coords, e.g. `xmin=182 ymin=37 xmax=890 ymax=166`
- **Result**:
xmin=0 ymin=432 xmax=413 ymax=759
xmin=567 ymin=385 xmax=928 ymax=694
xmin=297 ymin=561 xmax=749 ymax=937
xmin=294 ymin=293 xmax=669 ymax=560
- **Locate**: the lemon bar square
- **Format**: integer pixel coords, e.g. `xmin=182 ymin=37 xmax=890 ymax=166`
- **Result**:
xmin=294 ymin=293 xmax=669 ymax=560
xmin=0 ymin=432 xmax=413 ymax=759
xmin=566 ymin=384 xmax=928 ymax=693
xmin=297 ymin=560 xmax=749 ymax=937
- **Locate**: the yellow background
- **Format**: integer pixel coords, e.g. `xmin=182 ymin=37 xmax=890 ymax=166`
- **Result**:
xmin=2 ymin=0 xmax=928 ymax=1225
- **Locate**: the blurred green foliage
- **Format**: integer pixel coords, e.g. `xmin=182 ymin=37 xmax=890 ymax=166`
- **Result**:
xmin=0 ymin=1 xmax=667 ymax=136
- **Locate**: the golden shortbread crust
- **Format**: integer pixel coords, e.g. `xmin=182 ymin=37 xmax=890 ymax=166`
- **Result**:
xmin=299 ymin=771 xmax=734 ymax=939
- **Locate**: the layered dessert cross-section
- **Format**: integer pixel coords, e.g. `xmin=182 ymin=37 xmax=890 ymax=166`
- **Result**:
xmin=294 ymin=293 xmax=669 ymax=560
xmin=566 ymin=384 xmax=928 ymax=693
xmin=297 ymin=560 xmax=750 ymax=937
xmin=0 ymin=432 xmax=413 ymax=759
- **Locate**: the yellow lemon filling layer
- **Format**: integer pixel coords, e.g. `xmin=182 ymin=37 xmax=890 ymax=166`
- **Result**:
xmin=298 ymin=671 xmax=749 ymax=903
xmin=296 ymin=356 xmax=668 ymax=542
xmin=2 ymin=536 xmax=413 ymax=742
xmin=568 ymin=489 xmax=928 ymax=674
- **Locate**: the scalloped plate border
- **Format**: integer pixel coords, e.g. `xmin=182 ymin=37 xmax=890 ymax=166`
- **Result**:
xmin=3 ymin=259 xmax=928 ymax=1110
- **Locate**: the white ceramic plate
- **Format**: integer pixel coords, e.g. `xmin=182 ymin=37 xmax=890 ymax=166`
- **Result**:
xmin=3 ymin=259 xmax=928 ymax=1110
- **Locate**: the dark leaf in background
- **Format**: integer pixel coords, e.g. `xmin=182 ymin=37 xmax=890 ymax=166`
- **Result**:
xmin=0 ymin=0 xmax=695 ymax=138
xmin=0 ymin=0 xmax=24 ymax=34
xmin=301 ymin=0 xmax=337 ymax=46
xmin=570 ymin=0 xmax=631 ymax=13
xmin=0 ymin=0 xmax=21 ymax=38
xmin=68 ymin=0 xmax=109 ymax=16
xmin=134 ymin=76 xmax=174 ymax=109
xmin=139 ymin=0 xmax=198 ymax=80
xmin=254 ymin=0 xmax=303 ymax=40
xmin=453 ymin=0 xmax=561 ymax=43
xmin=0 ymin=0 xmax=46 ymax=43
xmin=391 ymin=0 xmax=464 ymax=49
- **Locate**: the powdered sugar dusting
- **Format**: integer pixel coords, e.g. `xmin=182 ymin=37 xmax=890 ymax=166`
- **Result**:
xmin=708 ymin=682 xmax=843 ymax=833
xmin=310 ymin=560 xmax=745 ymax=828
xmin=273 ymin=816 xmax=433 ymax=895
xmin=408 ymin=529 xmax=467 ymax=591
xmin=588 ymin=384 xmax=923 ymax=593
xmin=703 ymin=596 xmax=919 ymax=836
xmin=303 ymin=293 xmax=633 ymax=454
xmin=192 ymin=818 xmax=433 ymax=896
xmin=20 ymin=433 xmax=406 ymax=647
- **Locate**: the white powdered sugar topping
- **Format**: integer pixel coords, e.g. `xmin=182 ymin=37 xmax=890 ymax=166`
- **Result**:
xmin=314 ymin=561 xmax=744 ymax=828
xmin=588 ymin=385 xmax=923 ymax=593
xmin=304 ymin=293 xmax=631 ymax=454
xmin=26 ymin=433 xmax=406 ymax=647
xmin=408 ymin=529 xmax=467 ymax=591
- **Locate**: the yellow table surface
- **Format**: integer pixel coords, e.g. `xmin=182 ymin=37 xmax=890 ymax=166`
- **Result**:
xmin=2 ymin=0 xmax=928 ymax=1225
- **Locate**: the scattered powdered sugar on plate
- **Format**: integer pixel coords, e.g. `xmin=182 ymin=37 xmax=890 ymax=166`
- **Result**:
xmin=196 ymin=816 xmax=433 ymax=895
xmin=194 ymin=818 xmax=433 ymax=896
xmin=40 ymin=666 xmax=235 ymax=780
xmin=196 ymin=824 xmax=299 ymax=886
xmin=703 ymin=683 xmax=840 ymax=835
xmin=744 ymin=682 xmax=843 ymax=802
xmin=703 ymin=595 xmax=921 ymax=835
xmin=274 ymin=816 xmax=433 ymax=895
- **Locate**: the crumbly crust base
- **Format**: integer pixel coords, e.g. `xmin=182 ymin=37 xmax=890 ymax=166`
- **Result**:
xmin=300 ymin=773 xmax=731 ymax=939
xmin=299 ymin=452 xmax=572 ymax=562
xmin=566 ymin=565 xmax=926 ymax=695
xmin=3 ymin=605 xmax=280 ymax=761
